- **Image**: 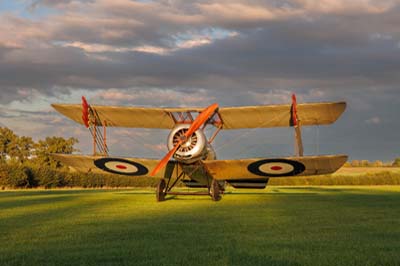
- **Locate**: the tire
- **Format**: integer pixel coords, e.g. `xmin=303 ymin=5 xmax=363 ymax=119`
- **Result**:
xmin=156 ymin=179 xmax=166 ymax=202
xmin=210 ymin=179 xmax=222 ymax=201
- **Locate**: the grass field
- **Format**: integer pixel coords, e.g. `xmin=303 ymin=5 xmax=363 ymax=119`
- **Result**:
xmin=1 ymin=187 xmax=400 ymax=266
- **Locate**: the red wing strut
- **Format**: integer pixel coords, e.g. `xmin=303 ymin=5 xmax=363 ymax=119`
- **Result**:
xmin=291 ymin=94 xmax=298 ymax=126
xmin=82 ymin=96 xmax=90 ymax=128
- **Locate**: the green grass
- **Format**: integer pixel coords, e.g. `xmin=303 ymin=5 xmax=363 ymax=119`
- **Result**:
xmin=1 ymin=187 xmax=400 ymax=266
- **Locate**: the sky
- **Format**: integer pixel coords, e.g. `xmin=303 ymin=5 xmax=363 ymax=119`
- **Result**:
xmin=0 ymin=0 xmax=399 ymax=162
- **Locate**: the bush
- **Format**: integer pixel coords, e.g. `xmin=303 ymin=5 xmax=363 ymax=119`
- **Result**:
xmin=2 ymin=164 xmax=36 ymax=188
xmin=30 ymin=166 xmax=61 ymax=188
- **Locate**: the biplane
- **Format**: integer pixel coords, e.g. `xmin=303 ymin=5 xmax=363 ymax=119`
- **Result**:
xmin=51 ymin=94 xmax=347 ymax=201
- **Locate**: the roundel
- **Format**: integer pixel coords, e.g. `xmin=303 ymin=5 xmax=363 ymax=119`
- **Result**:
xmin=94 ymin=158 xmax=148 ymax=176
xmin=248 ymin=159 xmax=305 ymax=177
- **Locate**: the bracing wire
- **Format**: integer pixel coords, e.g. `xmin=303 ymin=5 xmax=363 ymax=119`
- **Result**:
xmin=214 ymin=111 xmax=289 ymax=155
xmin=112 ymin=129 xmax=166 ymax=157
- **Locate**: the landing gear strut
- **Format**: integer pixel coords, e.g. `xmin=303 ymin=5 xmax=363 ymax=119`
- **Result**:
xmin=156 ymin=179 xmax=166 ymax=202
xmin=155 ymin=166 xmax=224 ymax=201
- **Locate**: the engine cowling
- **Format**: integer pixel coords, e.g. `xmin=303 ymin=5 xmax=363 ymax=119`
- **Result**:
xmin=167 ymin=124 xmax=207 ymax=164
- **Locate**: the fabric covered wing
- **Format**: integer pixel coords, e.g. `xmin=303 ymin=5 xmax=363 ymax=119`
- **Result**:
xmin=51 ymin=154 xmax=181 ymax=178
xmin=52 ymin=102 xmax=345 ymax=129
xmin=219 ymin=102 xmax=346 ymax=129
xmin=51 ymin=104 xmax=176 ymax=129
xmin=203 ymin=155 xmax=347 ymax=180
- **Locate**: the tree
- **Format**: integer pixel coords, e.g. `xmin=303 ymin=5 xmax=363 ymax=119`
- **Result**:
xmin=34 ymin=136 xmax=78 ymax=168
xmin=8 ymin=136 xmax=34 ymax=163
xmin=361 ymin=160 xmax=370 ymax=167
xmin=0 ymin=127 xmax=17 ymax=162
xmin=0 ymin=127 xmax=34 ymax=163
xmin=393 ymin=158 xmax=400 ymax=167
xmin=372 ymin=160 xmax=383 ymax=167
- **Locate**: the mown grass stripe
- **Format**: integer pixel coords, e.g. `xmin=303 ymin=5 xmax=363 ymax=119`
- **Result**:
xmin=1 ymin=187 xmax=400 ymax=266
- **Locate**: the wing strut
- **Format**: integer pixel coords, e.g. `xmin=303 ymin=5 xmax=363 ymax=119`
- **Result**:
xmin=82 ymin=96 xmax=109 ymax=156
xmin=291 ymin=94 xmax=304 ymax=157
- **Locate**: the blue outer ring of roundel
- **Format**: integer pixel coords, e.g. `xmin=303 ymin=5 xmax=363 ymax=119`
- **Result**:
xmin=247 ymin=159 xmax=306 ymax=177
xmin=94 ymin=158 xmax=149 ymax=176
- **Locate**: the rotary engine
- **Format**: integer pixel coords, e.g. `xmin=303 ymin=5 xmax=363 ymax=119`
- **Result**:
xmin=167 ymin=124 xmax=208 ymax=164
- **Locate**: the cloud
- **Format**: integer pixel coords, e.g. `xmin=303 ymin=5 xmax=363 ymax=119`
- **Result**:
xmin=365 ymin=116 xmax=381 ymax=125
xmin=1 ymin=0 xmax=400 ymax=100
xmin=94 ymin=88 xmax=216 ymax=106
xmin=1 ymin=0 xmax=400 ymax=160
xmin=297 ymin=0 xmax=396 ymax=14
xmin=97 ymin=90 xmax=137 ymax=101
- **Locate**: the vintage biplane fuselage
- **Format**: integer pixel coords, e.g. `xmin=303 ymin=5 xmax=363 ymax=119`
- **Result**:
xmin=51 ymin=95 xmax=348 ymax=201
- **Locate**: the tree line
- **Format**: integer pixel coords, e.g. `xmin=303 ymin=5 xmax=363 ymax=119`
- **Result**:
xmin=0 ymin=127 xmax=78 ymax=166
xmin=344 ymin=159 xmax=400 ymax=167
xmin=0 ymin=127 xmax=158 ymax=189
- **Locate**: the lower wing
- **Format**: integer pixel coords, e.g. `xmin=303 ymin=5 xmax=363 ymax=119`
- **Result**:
xmin=51 ymin=154 xmax=181 ymax=179
xmin=52 ymin=154 xmax=346 ymax=180
xmin=202 ymin=155 xmax=347 ymax=180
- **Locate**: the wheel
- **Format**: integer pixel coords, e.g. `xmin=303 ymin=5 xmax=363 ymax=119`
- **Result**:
xmin=210 ymin=179 xmax=222 ymax=201
xmin=156 ymin=179 xmax=166 ymax=202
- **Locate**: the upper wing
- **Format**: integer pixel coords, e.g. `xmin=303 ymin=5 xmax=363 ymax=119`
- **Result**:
xmin=51 ymin=104 xmax=177 ymax=129
xmin=202 ymin=155 xmax=347 ymax=180
xmin=219 ymin=102 xmax=346 ymax=129
xmin=51 ymin=154 xmax=181 ymax=178
xmin=52 ymin=101 xmax=345 ymax=129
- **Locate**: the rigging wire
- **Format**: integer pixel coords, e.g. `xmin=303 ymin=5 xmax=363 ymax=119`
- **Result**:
xmin=107 ymin=128 xmax=166 ymax=157
xmin=214 ymin=111 xmax=289 ymax=154
xmin=230 ymin=141 xmax=275 ymax=159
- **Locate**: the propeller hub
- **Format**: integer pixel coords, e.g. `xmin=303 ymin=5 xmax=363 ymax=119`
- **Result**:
xmin=180 ymin=135 xmax=188 ymax=143
xmin=167 ymin=124 xmax=207 ymax=163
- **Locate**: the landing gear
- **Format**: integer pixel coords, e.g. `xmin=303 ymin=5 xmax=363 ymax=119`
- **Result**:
xmin=155 ymin=166 xmax=224 ymax=202
xmin=210 ymin=179 xmax=222 ymax=201
xmin=156 ymin=179 xmax=166 ymax=202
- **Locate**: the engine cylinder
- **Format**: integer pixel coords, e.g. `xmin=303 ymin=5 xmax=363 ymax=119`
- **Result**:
xmin=167 ymin=124 xmax=207 ymax=164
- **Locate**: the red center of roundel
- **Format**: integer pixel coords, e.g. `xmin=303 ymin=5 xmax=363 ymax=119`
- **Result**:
xmin=271 ymin=166 xmax=283 ymax=171
xmin=116 ymin=164 xmax=128 ymax=170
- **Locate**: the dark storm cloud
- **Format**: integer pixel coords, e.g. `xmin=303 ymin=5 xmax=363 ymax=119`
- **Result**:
xmin=1 ymin=0 xmax=400 ymax=101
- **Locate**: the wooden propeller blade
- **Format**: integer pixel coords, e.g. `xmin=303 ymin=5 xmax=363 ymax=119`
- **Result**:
xmin=184 ymin=103 xmax=219 ymax=138
xmin=150 ymin=103 xmax=219 ymax=176
xmin=150 ymin=140 xmax=182 ymax=176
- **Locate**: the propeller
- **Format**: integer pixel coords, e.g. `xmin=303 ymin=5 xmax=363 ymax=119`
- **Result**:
xmin=150 ymin=103 xmax=219 ymax=176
